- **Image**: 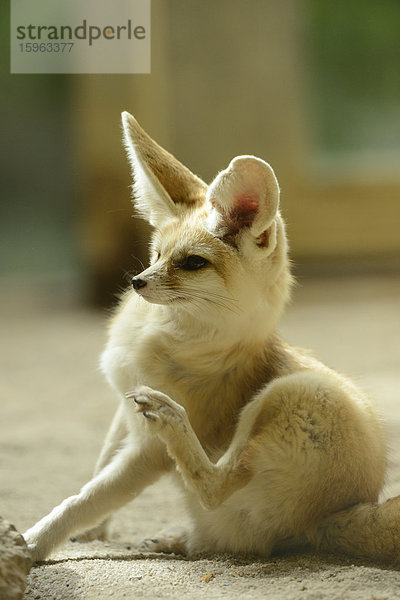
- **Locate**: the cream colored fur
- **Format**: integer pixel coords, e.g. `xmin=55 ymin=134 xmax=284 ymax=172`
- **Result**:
xmin=24 ymin=113 xmax=400 ymax=565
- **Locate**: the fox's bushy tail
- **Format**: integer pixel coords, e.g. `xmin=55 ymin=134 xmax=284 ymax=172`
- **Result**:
xmin=309 ymin=496 xmax=400 ymax=564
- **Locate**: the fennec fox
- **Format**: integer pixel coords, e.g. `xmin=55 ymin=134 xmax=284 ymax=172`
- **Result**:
xmin=25 ymin=112 xmax=400 ymax=564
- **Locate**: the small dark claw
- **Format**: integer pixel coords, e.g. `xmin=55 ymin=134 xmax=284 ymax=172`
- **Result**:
xmin=134 ymin=397 xmax=149 ymax=414
xmin=134 ymin=397 xmax=147 ymax=406
xmin=143 ymin=411 xmax=157 ymax=421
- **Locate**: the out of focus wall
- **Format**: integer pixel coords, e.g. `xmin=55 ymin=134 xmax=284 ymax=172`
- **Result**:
xmin=1 ymin=0 xmax=399 ymax=303
xmin=74 ymin=0 xmax=400 ymax=300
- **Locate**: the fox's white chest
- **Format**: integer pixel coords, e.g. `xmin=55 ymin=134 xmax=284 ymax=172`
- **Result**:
xmin=101 ymin=334 xmax=185 ymax=401
xmin=100 ymin=300 xmax=258 ymax=449
xmin=103 ymin=336 xmax=242 ymax=434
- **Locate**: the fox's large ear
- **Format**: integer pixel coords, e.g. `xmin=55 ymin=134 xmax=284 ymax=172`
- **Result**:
xmin=122 ymin=112 xmax=207 ymax=227
xmin=207 ymin=156 xmax=280 ymax=245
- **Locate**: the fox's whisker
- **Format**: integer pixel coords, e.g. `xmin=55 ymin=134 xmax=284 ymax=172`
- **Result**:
xmin=164 ymin=288 xmax=241 ymax=315
xmin=160 ymin=284 xmax=241 ymax=314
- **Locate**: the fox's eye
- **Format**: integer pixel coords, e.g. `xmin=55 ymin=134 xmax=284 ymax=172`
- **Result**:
xmin=181 ymin=255 xmax=209 ymax=271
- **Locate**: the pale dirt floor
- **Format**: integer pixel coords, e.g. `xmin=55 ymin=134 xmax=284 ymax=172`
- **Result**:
xmin=1 ymin=274 xmax=400 ymax=600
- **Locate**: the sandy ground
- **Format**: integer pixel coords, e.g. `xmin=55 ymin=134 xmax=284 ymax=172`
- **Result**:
xmin=1 ymin=274 xmax=400 ymax=599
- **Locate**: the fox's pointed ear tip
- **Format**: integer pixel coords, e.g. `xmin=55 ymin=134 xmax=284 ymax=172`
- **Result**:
xmin=121 ymin=111 xmax=137 ymax=128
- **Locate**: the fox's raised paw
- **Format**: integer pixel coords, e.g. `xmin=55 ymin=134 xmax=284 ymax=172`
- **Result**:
xmin=126 ymin=386 xmax=187 ymax=434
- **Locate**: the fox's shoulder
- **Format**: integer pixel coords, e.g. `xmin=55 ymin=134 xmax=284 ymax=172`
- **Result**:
xmin=257 ymin=333 xmax=319 ymax=379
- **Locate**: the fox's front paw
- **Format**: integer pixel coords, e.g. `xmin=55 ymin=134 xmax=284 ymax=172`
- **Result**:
xmin=126 ymin=386 xmax=187 ymax=436
xmin=23 ymin=540 xmax=43 ymax=564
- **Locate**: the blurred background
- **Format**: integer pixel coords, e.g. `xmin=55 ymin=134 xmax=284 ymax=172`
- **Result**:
xmin=1 ymin=0 xmax=399 ymax=305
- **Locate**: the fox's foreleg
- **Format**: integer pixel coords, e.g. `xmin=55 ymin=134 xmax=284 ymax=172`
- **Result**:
xmin=128 ymin=386 xmax=259 ymax=510
xmin=71 ymin=403 xmax=129 ymax=542
xmin=24 ymin=434 xmax=170 ymax=562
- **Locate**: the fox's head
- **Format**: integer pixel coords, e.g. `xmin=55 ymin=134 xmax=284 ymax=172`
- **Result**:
xmin=122 ymin=112 xmax=292 ymax=337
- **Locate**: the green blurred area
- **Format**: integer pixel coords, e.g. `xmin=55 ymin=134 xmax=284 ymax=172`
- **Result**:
xmin=309 ymin=0 xmax=400 ymax=155
xmin=0 ymin=1 xmax=76 ymax=280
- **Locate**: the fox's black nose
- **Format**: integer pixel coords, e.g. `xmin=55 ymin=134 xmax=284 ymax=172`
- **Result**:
xmin=131 ymin=277 xmax=147 ymax=291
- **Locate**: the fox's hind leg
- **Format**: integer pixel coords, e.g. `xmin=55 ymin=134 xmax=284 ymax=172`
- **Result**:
xmin=138 ymin=526 xmax=189 ymax=555
xmin=129 ymin=379 xmax=384 ymax=522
